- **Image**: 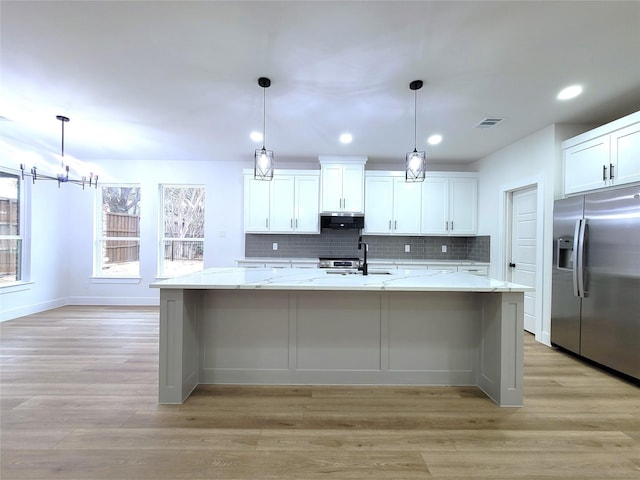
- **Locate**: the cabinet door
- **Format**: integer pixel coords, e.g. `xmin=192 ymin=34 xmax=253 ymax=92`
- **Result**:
xmin=421 ymin=177 xmax=449 ymax=234
xmin=294 ymin=176 xmax=320 ymax=233
xmin=269 ymin=176 xmax=295 ymax=232
xmin=320 ymin=164 xmax=344 ymax=212
xmin=342 ymin=165 xmax=364 ymax=212
xmin=244 ymin=176 xmax=270 ymax=232
xmin=449 ymin=177 xmax=477 ymax=234
xmin=564 ymin=136 xmax=610 ymax=194
xmin=364 ymin=177 xmax=393 ymax=234
xmin=611 ymin=122 xmax=640 ymax=186
xmin=393 ymin=178 xmax=422 ymax=234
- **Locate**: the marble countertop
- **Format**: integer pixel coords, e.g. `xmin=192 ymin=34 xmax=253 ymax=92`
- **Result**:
xmin=151 ymin=267 xmax=530 ymax=292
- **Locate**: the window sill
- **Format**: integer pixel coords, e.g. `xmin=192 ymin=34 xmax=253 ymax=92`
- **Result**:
xmin=0 ymin=281 xmax=34 ymax=294
xmin=90 ymin=277 xmax=142 ymax=284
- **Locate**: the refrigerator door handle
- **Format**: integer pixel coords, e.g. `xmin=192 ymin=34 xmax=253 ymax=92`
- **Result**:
xmin=576 ymin=218 xmax=588 ymax=298
xmin=572 ymin=219 xmax=581 ymax=297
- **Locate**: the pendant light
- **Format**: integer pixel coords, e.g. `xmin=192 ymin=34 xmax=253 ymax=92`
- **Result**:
xmin=405 ymin=80 xmax=426 ymax=183
xmin=20 ymin=115 xmax=98 ymax=189
xmin=254 ymin=77 xmax=274 ymax=181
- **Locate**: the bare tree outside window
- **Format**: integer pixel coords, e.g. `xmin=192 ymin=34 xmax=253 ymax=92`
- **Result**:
xmin=97 ymin=186 xmax=141 ymax=277
xmin=160 ymin=185 xmax=205 ymax=277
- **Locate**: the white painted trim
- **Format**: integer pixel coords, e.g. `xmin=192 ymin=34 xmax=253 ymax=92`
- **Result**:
xmin=0 ymin=298 xmax=67 ymax=322
xmin=89 ymin=277 xmax=142 ymax=284
xmin=499 ymin=174 xmax=547 ymax=345
xmin=68 ymin=296 xmax=159 ymax=306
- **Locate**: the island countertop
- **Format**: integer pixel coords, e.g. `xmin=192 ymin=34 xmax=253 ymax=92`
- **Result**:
xmin=150 ymin=267 xmax=531 ymax=292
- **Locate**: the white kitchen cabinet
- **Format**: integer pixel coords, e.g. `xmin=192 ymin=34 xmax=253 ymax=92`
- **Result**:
xmin=243 ymin=175 xmax=271 ymax=232
xmin=319 ymin=156 xmax=366 ymax=213
xmin=421 ymin=173 xmax=477 ymax=235
xmin=294 ymin=175 xmax=320 ymax=232
xmin=269 ymin=176 xmax=296 ymax=232
xmin=563 ymin=110 xmax=640 ymax=195
xmin=364 ymin=174 xmax=421 ymax=235
xmin=611 ymin=121 xmax=640 ymax=186
xmin=243 ymin=170 xmax=319 ymax=233
xmin=563 ymin=136 xmax=611 ymax=194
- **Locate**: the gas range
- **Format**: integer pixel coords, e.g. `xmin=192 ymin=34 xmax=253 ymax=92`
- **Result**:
xmin=318 ymin=257 xmax=363 ymax=272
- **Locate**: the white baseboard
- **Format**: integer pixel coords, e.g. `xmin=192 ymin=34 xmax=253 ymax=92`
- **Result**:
xmin=0 ymin=298 xmax=67 ymax=322
xmin=67 ymin=296 xmax=159 ymax=306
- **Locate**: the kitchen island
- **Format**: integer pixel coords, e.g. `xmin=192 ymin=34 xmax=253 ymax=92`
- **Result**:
xmin=150 ymin=268 xmax=531 ymax=407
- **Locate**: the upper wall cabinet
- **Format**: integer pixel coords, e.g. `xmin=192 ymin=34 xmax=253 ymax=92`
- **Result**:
xmin=364 ymin=173 xmax=422 ymax=235
xmin=244 ymin=170 xmax=320 ymax=234
xmin=421 ymin=173 xmax=478 ymax=235
xmin=319 ymin=155 xmax=367 ymax=213
xmin=563 ymin=110 xmax=640 ymax=195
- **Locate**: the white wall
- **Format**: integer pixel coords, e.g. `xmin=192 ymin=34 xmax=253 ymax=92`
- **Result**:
xmin=1 ymin=154 xmax=250 ymax=320
xmin=1 ymin=178 xmax=73 ymax=320
xmin=472 ymin=123 xmax=593 ymax=345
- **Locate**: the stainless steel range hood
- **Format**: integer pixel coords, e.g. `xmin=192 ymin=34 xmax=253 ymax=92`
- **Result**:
xmin=320 ymin=213 xmax=365 ymax=230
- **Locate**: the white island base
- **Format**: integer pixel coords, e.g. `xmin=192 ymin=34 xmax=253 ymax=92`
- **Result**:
xmin=154 ymin=268 xmax=526 ymax=407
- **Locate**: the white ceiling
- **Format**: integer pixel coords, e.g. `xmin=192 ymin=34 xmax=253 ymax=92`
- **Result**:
xmin=1 ymin=0 xmax=640 ymax=168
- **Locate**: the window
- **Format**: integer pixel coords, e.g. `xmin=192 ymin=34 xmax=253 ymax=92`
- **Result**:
xmin=160 ymin=185 xmax=205 ymax=277
xmin=96 ymin=185 xmax=141 ymax=277
xmin=0 ymin=171 xmax=24 ymax=284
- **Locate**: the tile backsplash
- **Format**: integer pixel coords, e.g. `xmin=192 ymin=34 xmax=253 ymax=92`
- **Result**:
xmin=245 ymin=231 xmax=490 ymax=262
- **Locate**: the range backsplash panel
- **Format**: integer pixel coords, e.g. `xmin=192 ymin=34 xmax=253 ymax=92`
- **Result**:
xmin=245 ymin=231 xmax=490 ymax=262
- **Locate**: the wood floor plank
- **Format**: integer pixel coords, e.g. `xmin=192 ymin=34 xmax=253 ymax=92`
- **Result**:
xmin=1 ymin=305 xmax=639 ymax=480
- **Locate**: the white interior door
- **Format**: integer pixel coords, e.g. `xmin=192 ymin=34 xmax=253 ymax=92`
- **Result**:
xmin=509 ymin=186 xmax=537 ymax=333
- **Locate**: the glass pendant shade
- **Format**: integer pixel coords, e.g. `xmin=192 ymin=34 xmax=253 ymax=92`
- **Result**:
xmin=254 ymin=147 xmax=274 ymax=181
xmin=405 ymin=149 xmax=426 ymax=182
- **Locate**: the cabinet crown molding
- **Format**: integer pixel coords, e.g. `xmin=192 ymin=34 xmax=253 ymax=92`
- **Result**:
xmin=319 ymin=155 xmax=367 ymax=165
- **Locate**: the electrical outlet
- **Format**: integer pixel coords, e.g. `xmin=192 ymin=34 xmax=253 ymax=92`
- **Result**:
xmin=404 ymin=244 xmax=411 ymax=253
xmin=272 ymin=242 xmax=278 ymax=251
xmin=441 ymin=245 xmax=447 ymax=253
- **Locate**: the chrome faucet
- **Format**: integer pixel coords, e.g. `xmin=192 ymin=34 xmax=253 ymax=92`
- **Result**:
xmin=358 ymin=235 xmax=368 ymax=275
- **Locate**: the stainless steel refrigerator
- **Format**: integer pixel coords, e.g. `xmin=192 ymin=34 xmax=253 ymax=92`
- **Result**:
xmin=551 ymin=185 xmax=640 ymax=381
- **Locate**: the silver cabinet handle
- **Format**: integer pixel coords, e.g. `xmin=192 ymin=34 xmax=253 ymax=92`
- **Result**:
xmin=388 ymin=220 xmax=392 ymax=230
xmin=290 ymin=219 xmax=293 ymax=228
xmin=602 ymin=164 xmax=607 ymax=181
xmin=445 ymin=221 xmax=449 ymax=231
xmin=451 ymin=221 xmax=454 ymax=231
xmin=610 ymin=163 xmax=614 ymax=180
xmin=295 ymin=219 xmax=298 ymax=228
xmin=266 ymin=218 xmax=269 ymax=228
xmin=394 ymin=220 xmax=397 ymax=230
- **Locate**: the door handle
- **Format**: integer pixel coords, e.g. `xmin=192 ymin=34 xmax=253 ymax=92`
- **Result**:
xmin=509 ymin=262 xmax=516 ymax=268
xmin=602 ymin=164 xmax=607 ymax=181
xmin=576 ymin=218 xmax=587 ymax=298
xmin=610 ymin=163 xmax=614 ymax=180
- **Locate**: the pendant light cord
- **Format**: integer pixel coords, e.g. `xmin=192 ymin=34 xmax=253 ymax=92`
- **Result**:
xmin=262 ymin=85 xmax=266 ymax=150
xmin=61 ymin=118 xmax=65 ymax=157
xmin=413 ymin=88 xmax=417 ymax=151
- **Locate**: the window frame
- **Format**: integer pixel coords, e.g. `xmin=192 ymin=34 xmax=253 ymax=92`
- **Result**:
xmin=93 ymin=184 xmax=141 ymax=279
xmin=0 ymin=168 xmax=31 ymax=289
xmin=158 ymin=184 xmax=205 ymax=278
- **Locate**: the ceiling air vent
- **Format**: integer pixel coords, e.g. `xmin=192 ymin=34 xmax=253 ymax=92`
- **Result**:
xmin=475 ymin=117 xmax=504 ymax=128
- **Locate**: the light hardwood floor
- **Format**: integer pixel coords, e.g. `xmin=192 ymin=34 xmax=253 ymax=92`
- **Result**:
xmin=1 ymin=305 xmax=638 ymax=479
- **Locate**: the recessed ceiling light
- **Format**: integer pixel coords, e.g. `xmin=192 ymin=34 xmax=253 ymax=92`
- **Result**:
xmin=557 ymin=85 xmax=583 ymax=100
xmin=339 ymin=133 xmax=353 ymax=144
xmin=250 ymin=131 xmax=263 ymax=142
xmin=427 ymin=134 xmax=442 ymax=145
